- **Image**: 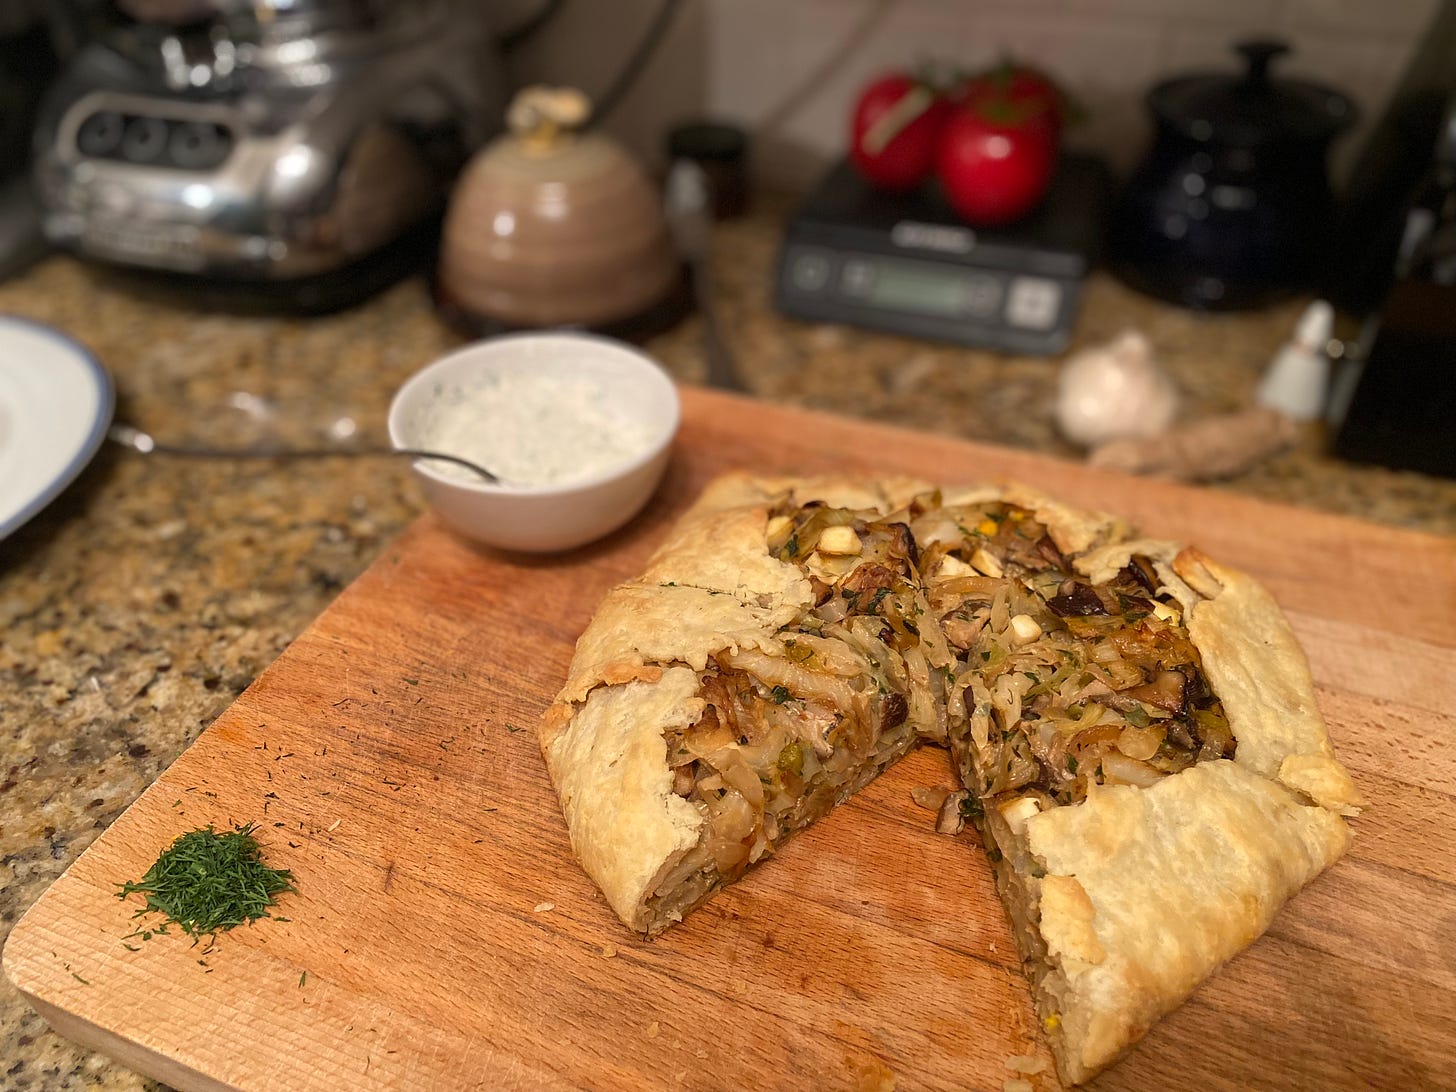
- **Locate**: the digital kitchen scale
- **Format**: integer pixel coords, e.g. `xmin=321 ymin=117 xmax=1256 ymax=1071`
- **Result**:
xmin=774 ymin=153 xmax=1109 ymax=355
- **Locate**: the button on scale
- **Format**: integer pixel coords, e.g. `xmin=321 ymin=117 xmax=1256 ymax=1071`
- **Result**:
xmin=788 ymin=249 xmax=832 ymax=292
xmin=1005 ymin=276 xmax=1063 ymax=330
xmin=962 ymin=274 xmax=1002 ymax=317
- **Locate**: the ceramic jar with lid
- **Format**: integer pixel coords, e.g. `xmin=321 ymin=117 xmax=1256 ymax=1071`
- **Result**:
xmin=437 ymin=86 xmax=680 ymax=331
xmin=1111 ymin=41 xmax=1355 ymax=311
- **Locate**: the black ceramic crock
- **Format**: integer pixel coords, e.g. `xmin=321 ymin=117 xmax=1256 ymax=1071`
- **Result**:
xmin=1111 ymin=40 xmax=1356 ymax=311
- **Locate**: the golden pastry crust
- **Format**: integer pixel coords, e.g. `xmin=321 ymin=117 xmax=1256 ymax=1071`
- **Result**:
xmin=640 ymin=501 xmax=810 ymax=608
xmin=685 ymin=470 xmax=934 ymax=518
xmin=999 ymin=481 xmax=1129 ymax=557
xmin=554 ymin=579 xmax=804 ymax=708
xmin=542 ymin=668 xmax=706 ymax=932
xmin=1025 ymin=760 xmax=1350 ymax=1084
xmin=1174 ymin=548 xmax=1364 ymax=814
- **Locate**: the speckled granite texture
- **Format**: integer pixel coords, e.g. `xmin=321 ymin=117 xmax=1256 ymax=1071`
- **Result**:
xmin=2 ymin=201 xmax=1454 ymax=1091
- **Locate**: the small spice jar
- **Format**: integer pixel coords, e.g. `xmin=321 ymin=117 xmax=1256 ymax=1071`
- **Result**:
xmin=666 ymin=121 xmax=749 ymax=220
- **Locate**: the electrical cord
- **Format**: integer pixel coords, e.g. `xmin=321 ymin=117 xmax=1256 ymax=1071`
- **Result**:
xmin=586 ymin=0 xmax=684 ymax=129
xmin=758 ymin=0 xmax=899 ymax=138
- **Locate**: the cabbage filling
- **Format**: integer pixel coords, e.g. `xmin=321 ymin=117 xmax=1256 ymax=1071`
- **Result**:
xmin=919 ymin=500 xmax=1234 ymax=818
xmin=644 ymin=495 xmax=1235 ymax=925
xmin=647 ymin=501 xmax=946 ymax=919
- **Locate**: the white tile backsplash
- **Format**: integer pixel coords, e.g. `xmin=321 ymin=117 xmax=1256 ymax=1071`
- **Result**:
xmin=499 ymin=0 xmax=1434 ymax=188
xmin=1281 ymin=0 xmax=1441 ymax=34
xmin=746 ymin=0 xmax=986 ymax=188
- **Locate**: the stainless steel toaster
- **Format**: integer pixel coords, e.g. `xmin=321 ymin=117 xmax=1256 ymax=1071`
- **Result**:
xmin=33 ymin=0 xmax=506 ymax=308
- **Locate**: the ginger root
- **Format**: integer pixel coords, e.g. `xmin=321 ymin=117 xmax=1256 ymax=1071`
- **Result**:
xmin=1088 ymin=407 xmax=1301 ymax=481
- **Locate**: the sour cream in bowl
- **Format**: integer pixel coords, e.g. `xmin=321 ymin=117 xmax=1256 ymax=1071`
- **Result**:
xmin=388 ymin=333 xmax=680 ymax=552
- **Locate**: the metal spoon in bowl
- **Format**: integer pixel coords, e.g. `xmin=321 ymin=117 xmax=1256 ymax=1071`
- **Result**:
xmin=108 ymin=424 xmax=503 ymax=484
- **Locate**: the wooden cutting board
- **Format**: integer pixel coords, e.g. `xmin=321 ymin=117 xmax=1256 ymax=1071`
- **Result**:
xmin=6 ymin=388 xmax=1455 ymax=1092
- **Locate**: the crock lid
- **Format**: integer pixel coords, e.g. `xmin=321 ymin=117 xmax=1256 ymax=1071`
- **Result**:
xmin=1149 ymin=40 xmax=1355 ymax=146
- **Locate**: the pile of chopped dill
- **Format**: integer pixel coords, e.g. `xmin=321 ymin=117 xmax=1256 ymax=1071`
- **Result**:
xmin=117 ymin=823 xmax=295 ymax=938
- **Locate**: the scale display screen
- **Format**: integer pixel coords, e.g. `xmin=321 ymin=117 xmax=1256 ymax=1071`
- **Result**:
xmin=866 ymin=263 xmax=986 ymax=317
xmin=848 ymin=256 xmax=1007 ymax=319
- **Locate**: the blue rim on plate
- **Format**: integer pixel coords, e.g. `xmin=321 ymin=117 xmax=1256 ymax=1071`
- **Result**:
xmin=0 ymin=315 xmax=115 ymax=542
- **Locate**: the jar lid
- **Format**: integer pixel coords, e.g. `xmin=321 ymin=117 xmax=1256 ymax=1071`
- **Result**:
xmin=667 ymin=122 xmax=747 ymax=163
xmin=1149 ymin=40 xmax=1355 ymax=146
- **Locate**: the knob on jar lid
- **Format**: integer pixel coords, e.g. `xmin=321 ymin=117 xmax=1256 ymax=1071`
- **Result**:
xmin=1148 ymin=39 xmax=1356 ymax=147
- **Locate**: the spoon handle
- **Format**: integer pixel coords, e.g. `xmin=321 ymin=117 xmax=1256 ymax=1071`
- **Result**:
xmin=107 ymin=425 xmax=501 ymax=484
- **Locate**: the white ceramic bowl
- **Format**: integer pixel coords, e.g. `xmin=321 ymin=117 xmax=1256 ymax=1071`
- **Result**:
xmin=388 ymin=333 xmax=680 ymax=552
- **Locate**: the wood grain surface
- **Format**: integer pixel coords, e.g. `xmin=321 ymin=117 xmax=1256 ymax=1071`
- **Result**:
xmin=5 ymin=387 xmax=1455 ymax=1092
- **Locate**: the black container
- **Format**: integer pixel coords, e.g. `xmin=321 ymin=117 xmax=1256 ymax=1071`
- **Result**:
xmin=667 ymin=121 xmax=749 ymax=220
xmin=1112 ymin=41 xmax=1355 ymax=310
xmin=1334 ymin=278 xmax=1456 ymax=478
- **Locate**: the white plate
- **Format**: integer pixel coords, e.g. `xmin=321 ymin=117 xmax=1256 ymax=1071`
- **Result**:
xmin=0 ymin=317 xmax=114 ymax=541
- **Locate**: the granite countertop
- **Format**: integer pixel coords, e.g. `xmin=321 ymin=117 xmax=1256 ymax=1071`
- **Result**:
xmin=2 ymin=201 xmax=1454 ymax=1091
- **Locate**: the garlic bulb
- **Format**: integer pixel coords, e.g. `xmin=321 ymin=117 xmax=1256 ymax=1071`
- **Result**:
xmin=1056 ymin=330 xmax=1180 ymax=448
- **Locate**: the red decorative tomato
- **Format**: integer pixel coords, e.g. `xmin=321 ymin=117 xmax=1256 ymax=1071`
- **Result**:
xmin=936 ymin=100 xmax=1058 ymax=226
xmin=849 ymin=73 xmax=952 ymax=192
xmin=962 ymin=62 xmax=1069 ymax=139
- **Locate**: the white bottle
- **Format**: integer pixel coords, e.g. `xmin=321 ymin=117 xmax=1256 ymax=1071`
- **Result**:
xmin=1256 ymin=301 xmax=1333 ymax=421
